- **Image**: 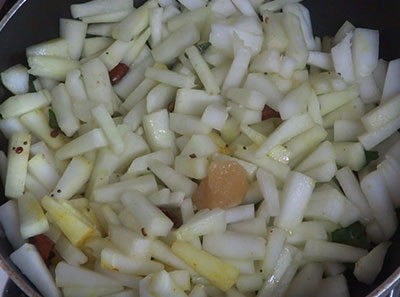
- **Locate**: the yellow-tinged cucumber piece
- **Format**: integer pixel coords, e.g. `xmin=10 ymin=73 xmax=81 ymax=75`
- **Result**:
xmin=145 ymin=67 xmax=196 ymax=89
xmin=323 ymin=97 xmax=366 ymax=129
xmin=58 ymin=200 xmax=100 ymax=236
xmin=41 ymin=196 xmax=94 ymax=246
xmin=174 ymin=156 xmax=208 ymax=179
xmin=255 ymin=113 xmax=314 ymax=158
xmin=171 ymin=240 xmax=239 ymax=291
xmin=279 ymin=82 xmax=312 ymax=120
xmin=167 ymin=6 xmax=208 ymax=32
xmin=175 ymin=208 xmax=226 ymax=241
xmin=240 ymin=124 xmax=267 ymax=145
xmin=186 ymin=45 xmax=220 ymax=95
xmin=296 ymin=141 xmax=335 ymax=172
xmin=262 ymin=12 xmax=289 ymax=50
xmin=25 ymin=173 xmax=48 ymax=201
xmin=28 ymin=56 xmax=80 ymax=81
xmin=101 ymin=204 xmax=121 ymax=227
xmin=112 ymin=4 xmax=151 ymax=42
xmin=0 ymin=91 xmax=50 ymax=119
xmin=121 ymin=190 xmax=174 ymax=237
xmin=354 ymin=241 xmax=391 ymax=285
xmin=91 ymin=104 xmax=124 ymax=154
xmin=60 ymin=19 xmax=88 ymax=60
xmin=304 ymin=239 xmax=368 ymax=263
xmin=51 ymin=156 xmax=93 ymax=200
xmin=120 ymin=79 xmax=156 ymax=113
xmin=333 ymin=142 xmax=366 ymax=171
xmin=0 ymin=64 xmax=29 ymax=95
xmin=68 ymin=197 xmax=89 ymax=209
xmin=286 ymin=125 xmax=328 ymax=166
xmin=55 ymin=128 xmax=108 ymax=160
xmin=11 ymin=243 xmax=61 ymax=297
xmin=70 ymin=0 xmax=133 ymax=19
xmin=82 ymin=37 xmax=113 ymax=58
xmin=5 ymin=132 xmax=31 ymax=198
xmin=18 ymin=193 xmax=49 ymax=239
xmin=85 ymin=148 xmax=119 ymax=199
xmin=207 ymin=130 xmax=232 ymax=155
xmin=148 ymin=160 xmax=197 ymax=198
xmin=26 ymin=38 xmax=70 ymax=58
xmin=122 ymin=27 xmax=151 ymax=65
xmin=82 ymin=10 xmax=133 ymax=24
xmin=227 ymin=101 xmax=262 ymax=125
xmin=274 ymin=171 xmax=316 ymax=230
xmin=51 ymin=84 xmax=80 ymax=137
xmin=152 ymin=23 xmax=200 ymax=64
xmin=80 ymin=206 xmax=105 ymax=236
xmin=100 ymin=247 xmax=164 ymax=275
xmin=93 ymin=174 xmax=158 ymax=203
xmin=109 ymin=225 xmax=152 ymax=259
xmin=142 ymin=109 xmax=176 ymax=152
xmin=149 ymin=270 xmax=188 ymax=297
xmin=126 ymin=149 xmax=174 ymax=176
xmin=114 ymin=131 xmax=150 ymax=173
xmin=361 ymin=93 xmax=400 ymax=132
xmin=234 ymin=144 xmax=290 ymax=185
xmin=227 ymin=88 xmax=268 ymax=111
xmin=149 ymin=240 xmax=197 ymax=275
xmin=28 ymin=153 xmax=60 ymax=191
xmin=54 ymin=235 xmax=88 ymax=267
xmin=318 ymin=86 xmax=360 ymax=116
xmin=99 ymin=39 xmax=135 ymax=70
xmin=146 ymin=83 xmax=177 ymax=114
xmin=281 ymin=12 xmax=309 ymax=69
xmin=20 ymin=109 xmax=66 ymax=150
xmin=80 ymin=58 xmax=119 ymax=114
xmin=0 ymin=200 xmax=26 ymax=249
xmin=61 ymin=287 xmax=123 ymax=297
xmin=55 ymin=261 xmax=122 ymax=288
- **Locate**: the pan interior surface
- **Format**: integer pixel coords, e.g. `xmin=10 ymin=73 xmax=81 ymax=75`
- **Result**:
xmin=0 ymin=0 xmax=400 ymax=296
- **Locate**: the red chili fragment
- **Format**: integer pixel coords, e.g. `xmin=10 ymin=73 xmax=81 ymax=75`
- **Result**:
xmin=159 ymin=207 xmax=182 ymax=228
xmin=109 ymin=63 xmax=129 ymax=85
xmin=167 ymin=101 xmax=175 ymax=113
xmin=29 ymin=234 xmax=55 ymax=263
xmin=262 ymin=105 xmax=280 ymax=121
xmin=50 ymin=130 xmax=59 ymax=138
xmin=265 ymin=17 xmax=270 ymax=23
xmin=15 ymin=147 xmax=23 ymax=154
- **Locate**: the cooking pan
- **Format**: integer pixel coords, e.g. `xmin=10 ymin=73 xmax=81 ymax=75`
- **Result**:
xmin=0 ymin=0 xmax=400 ymax=296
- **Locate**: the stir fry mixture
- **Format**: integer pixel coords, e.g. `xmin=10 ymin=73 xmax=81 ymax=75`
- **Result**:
xmin=0 ymin=0 xmax=400 ymax=296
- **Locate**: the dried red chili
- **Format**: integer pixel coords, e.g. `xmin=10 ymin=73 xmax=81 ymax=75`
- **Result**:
xmin=50 ymin=130 xmax=59 ymax=138
xmin=29 ymin=234 xmax=55 ymax=263
xmin=167 ymin=101 xmax=175 ymax=113
xmin=109 ymin=63 xmax=129 ymax=85
xmin=262 ymin=105 xmax=280 ymax=121
xmin=15 ymin=147 xmax=23 ymax=154
xmin=159 ymin=207 xmax=182 ymax=228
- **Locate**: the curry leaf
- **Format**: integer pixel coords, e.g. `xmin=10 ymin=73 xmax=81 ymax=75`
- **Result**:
xmin=196 ymin=42 xmax=211 ymax=54
xmin=365 ymin=150 xmax=379 ymax=164
xmin=331 ymin=222 xmax=370 ymax=250
xmin=48 ymin=109 xmax=60 ymax=131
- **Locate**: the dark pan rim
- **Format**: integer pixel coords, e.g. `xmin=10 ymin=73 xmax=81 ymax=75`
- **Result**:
xmin=0 ymin=1 xmax=400 ymax=296
xmin=0 ymin=0 xmax=25 ymax=31
xmin=1 ymin=1 xmax=41 ymax=295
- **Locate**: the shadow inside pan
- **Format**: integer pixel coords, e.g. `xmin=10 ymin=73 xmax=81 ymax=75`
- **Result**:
xmin=1 ymin=0 xmax=400 ymax=296
xmin=3 ymin=278 xmax=27 ymax=297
